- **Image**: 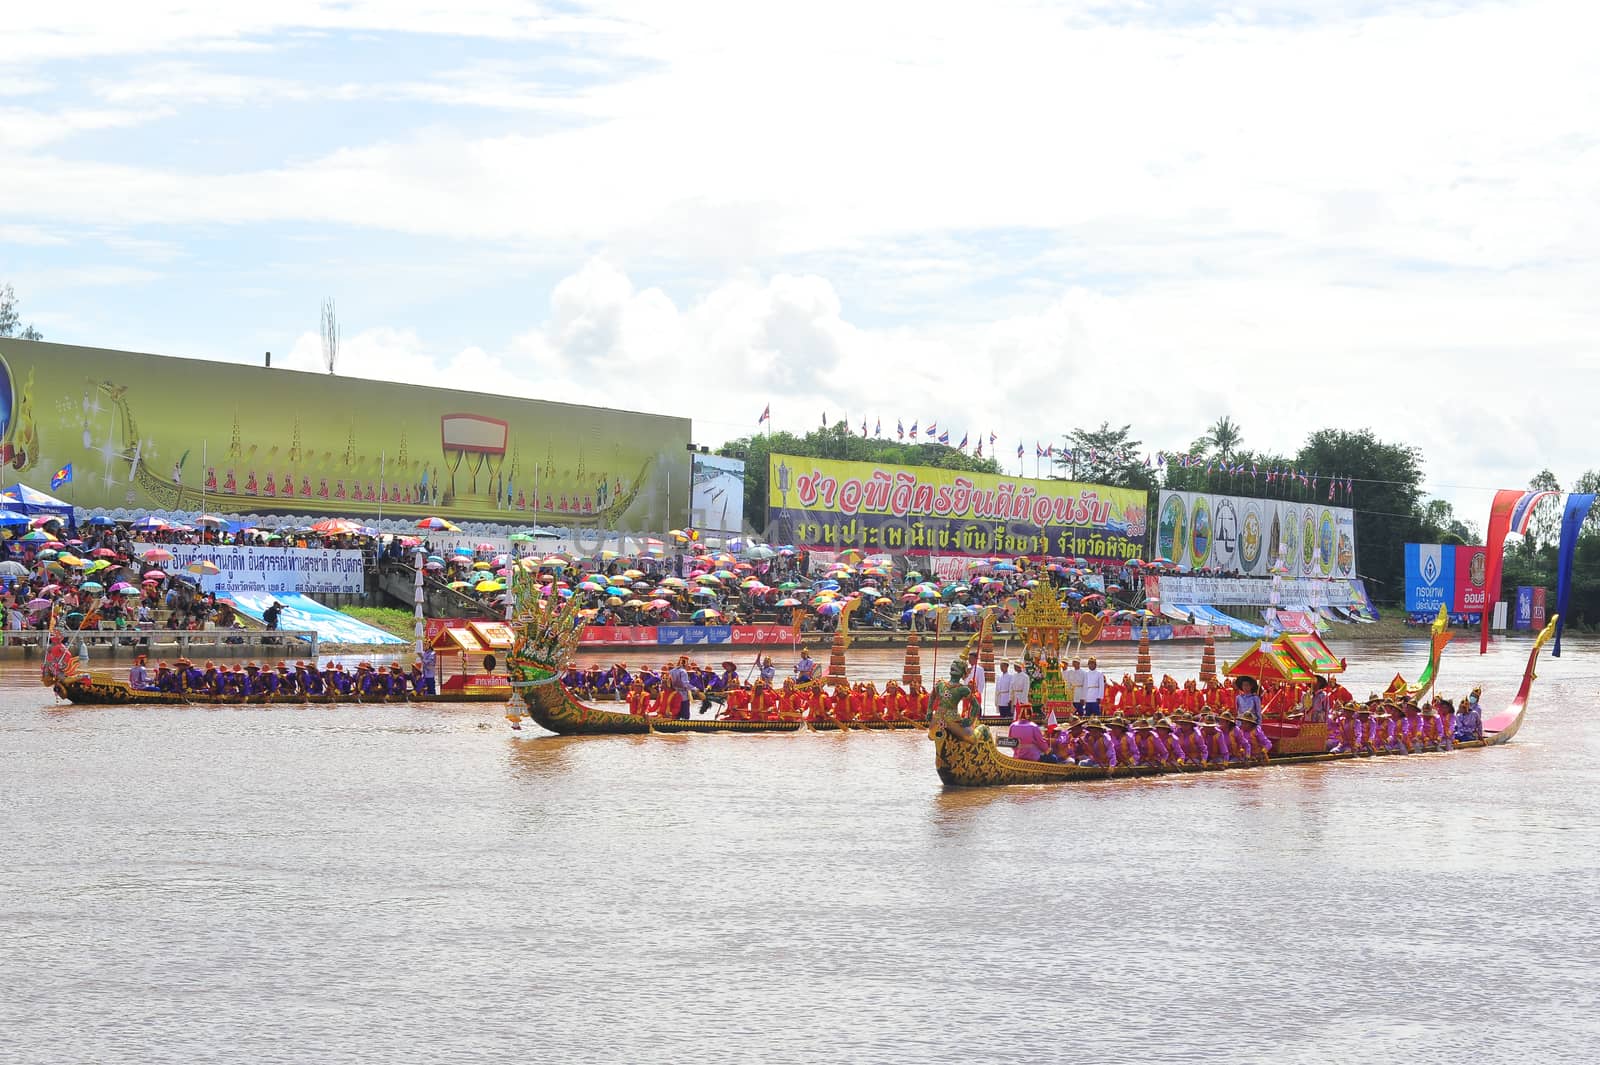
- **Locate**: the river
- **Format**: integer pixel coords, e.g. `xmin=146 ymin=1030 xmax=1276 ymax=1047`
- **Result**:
xmin=4 ymin=634 xmax=1598 ymax=1063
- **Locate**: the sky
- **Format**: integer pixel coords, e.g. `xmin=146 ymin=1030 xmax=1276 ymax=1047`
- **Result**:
xmin=3 ymin=0 xmax=1597 ymax=523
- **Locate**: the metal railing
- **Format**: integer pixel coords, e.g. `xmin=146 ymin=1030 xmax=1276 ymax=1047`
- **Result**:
xmin=3 ymin=628 xmax=321 ymax=658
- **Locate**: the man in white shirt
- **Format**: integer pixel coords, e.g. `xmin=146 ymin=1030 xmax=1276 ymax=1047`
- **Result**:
xmin=1080 ymin=656 xmax=1106 ymax=715
xmin=964 ymin=656 xmax=986 ymax=713
xmin=1064 ymin=658 xmax=1086 ymax=712
xmin=1007 ymin=660 xmax=1031 ymax=714
xmin=995 ymin=660 xmax=1015 ymax=720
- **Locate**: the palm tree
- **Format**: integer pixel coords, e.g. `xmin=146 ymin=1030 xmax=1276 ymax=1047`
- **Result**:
xmin=1201 ymin=416 xmax=1243 ymax=465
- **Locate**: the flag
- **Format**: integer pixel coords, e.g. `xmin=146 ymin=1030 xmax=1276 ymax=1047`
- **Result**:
xmin=975 ymin=438 xmax=983 ymax=458
xmin=1481 ymin=488 xmax=1561 ymax=653
xmin=897 ymin=419 xmax=904 ymax=439
xmin=875 ymin=417 xmax=881 ymax=436
xmin=822 ymin=412 xmax=828 ymax=426
xmin=926 ymin=421 xmax=937 ymax=436
xmin=989 ymin=432 xmax=997 ymax=447
xmin=1556 ymin=494 xmax=1597 ymax=655
xmin=1035 ymin=443 xmax=1045 ymax=458
xmin=938 ymin=430 xmax=950 ymax=445
xmin=1328 ymin=480 xmax=1335 ymax=501
xmin=50 ymin=464 xmax=73 ymax=490
xmin=1017 ymin=442 xmax=1024 ymax=459
xmin=758 ymin=404 xmax=770 ymax=424
xmin=958 ymin=432 xmax=969 ymax=450
xmin=1047 ymin=445 xmax=1055 ymax=458
xmin=861 ymin=418 xmax=868 ymax=437
xmin=910 ymin=421 xmax=918 ymax=439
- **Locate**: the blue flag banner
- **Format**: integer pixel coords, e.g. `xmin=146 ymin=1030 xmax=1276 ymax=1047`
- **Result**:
xmin=1554 ymin=493 xmax=1594 ymax=656
xmin=50 ymin=464 xmax=73 ymax=490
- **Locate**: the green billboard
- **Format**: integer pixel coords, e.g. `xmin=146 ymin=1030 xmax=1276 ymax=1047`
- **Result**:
xmin=0 ymin=339 xmax=689 ymax=529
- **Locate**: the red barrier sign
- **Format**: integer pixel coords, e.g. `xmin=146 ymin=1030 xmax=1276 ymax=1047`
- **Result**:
xmin=579 ymin=626 xmax=660 ymax=645
xmin=729 ymin=625 xmax=800 ymax=645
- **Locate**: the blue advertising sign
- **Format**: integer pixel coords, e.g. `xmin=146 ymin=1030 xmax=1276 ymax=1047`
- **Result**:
xmin=657 ymin=625 xmax=733 ymax=645
xmin=1514 ymin=587 xmax=1533 ymax=631
xmin=1403 ymin=543 xmax=1455 ymax=614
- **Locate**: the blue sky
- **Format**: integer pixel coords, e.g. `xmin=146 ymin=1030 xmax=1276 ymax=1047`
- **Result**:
xmin=4 ymin=0 xmax=1597 ymax=519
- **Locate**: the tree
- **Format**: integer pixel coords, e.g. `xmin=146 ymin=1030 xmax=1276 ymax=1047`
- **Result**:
xmin=1052 ymin=423 xmax=1156 ymax=491
xmin=1197 ymin=416 xmax=1244 ymax=465
xmin=719 ymin=424 xmax=1001 ymax=535
xmin=1523 ymin=469 xmax=1563 ymax=549
xmin=0 ymin=284 xmax=44 ymax=341
xmin=1419 ymin=499 xmax=1478 ymax=544
xmin=1295 ymin=428 xmax=1429 ymax=596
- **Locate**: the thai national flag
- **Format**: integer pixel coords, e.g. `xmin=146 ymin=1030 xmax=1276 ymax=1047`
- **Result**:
xmin=958 ymin=432 xmax=969 ymax=450
xmin=897 ymin=419 xmax=904 ymax=439
xmin=938 ymin=430 xmax=950 ymax=445
xmin=1017 ymin=443 xmax=1024 ymax=459
xmin=758 ymin=404 xmax=770 ymax=424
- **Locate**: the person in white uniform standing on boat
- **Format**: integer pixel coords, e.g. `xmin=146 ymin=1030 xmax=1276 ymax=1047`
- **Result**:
xmin=1080 ymin=657 xmax=1106 ymax=716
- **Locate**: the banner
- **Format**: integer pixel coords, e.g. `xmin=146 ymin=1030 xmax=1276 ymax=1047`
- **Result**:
xmin=1481 ymin=489 xmax=1558 ymax=653
xmin=1554 ymin=494 xmax=1594 ymax=656
xmin=133 ymin=540 xmax=365 ymax=595
xmin=1532 ymin=586 xmax=1547 ymax=631
xmin=1514 ymin=587 xmax=1534 ymax=631
xmin=1453 ymin=546 xmax=1489 ymax=614
xmin=579 ymin=625 xmax=660 ymax=645
xmin=0 ymin=339 xmax=688 ymax=529
xmin=576 ymin=624 xmax=798 ymax=646
xmin=1157 ymin=574 xmax=1367 ymax=610
xmin=768 ymin=454 xmax=1146 ymax=559
xmin=1155 ymin=491 xmax=1357 ymax=578
xmin=1403 ymin=543 xmax=1454 ymax=613
xmin=690 ymin=454 xmax=746 ymax=535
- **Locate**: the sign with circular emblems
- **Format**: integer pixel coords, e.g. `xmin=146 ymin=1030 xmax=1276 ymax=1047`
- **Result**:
xmin=1212 ymin=498 xmax=1238 ymax=570
xmin=1157 ymin=493 xmax=1188 ymax=562
xmin=1238 ymin=501 xmax=1263 ymax=573
xmin=1189 ymin=496 xmax=1213 ymax=569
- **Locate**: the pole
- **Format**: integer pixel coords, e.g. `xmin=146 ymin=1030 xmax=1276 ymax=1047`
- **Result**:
xmin=200 ymin=439 xmax=206 ymax=523
xmin=378 ymin=450 xmax=385 ymax=527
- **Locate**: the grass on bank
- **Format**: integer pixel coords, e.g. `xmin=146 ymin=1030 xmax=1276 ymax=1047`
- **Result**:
xmin=337 ymin=606 xmax=417 ymax=640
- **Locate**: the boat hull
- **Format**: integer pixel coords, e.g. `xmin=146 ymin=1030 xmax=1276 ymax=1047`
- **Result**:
xmin=933 ymin=721 xmax=1490 ymax=787
xmin=52 ymin=672 xmax=508 ymax=705
xmin=513 ymin=673 xmax=807 ymax=734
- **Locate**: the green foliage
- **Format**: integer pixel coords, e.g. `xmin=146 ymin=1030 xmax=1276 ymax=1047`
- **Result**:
xmin=1051 ymin=423 xmax=1157 ymax=490
xmin=719 ymin=423 xmax=1001 ymax=532
xmin=337 ymin=606 xmax=416 ymax=640
xmin=0 ymin=283 xmax=44 ymax=340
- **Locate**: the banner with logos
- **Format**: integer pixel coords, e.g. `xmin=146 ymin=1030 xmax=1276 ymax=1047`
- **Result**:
xmin=1453 ymin=545 xmax=1489 ymax=613
xmin=1403 ymin=543 xmax=1454 ymax=613
xmin=1156 ymin=574 xmax=1368 ymax=612
xmin=576 ymin=624 xmax=799 ymax=646
xmin=1155 ymin=491 xmax=1357 ymax=579
xmin=134 ymin=541 xmax=366 ymax=595
xmin=769 ymin=454 xmax=1147 ymax=560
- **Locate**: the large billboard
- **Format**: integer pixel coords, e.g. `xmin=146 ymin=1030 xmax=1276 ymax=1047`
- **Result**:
xmin=1402 ymin=543 xmax=1489 ymax=615
xmin=766 ymin=454 xmax=1146 ymax=559
xmin=0 ymin=340 xmax=688 ymax=529
xmin=1155 ymin=491 xmax=1357 ymax=579
xmin=690 ymin=453 xmax=746 ymax=535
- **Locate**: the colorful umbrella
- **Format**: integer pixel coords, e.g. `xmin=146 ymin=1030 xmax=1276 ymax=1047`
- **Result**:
xmin=186 ymin=560 xmax=221 ymax=576
xmin=692 ymin=608 xmax=723 ymax=621
xmin=416 ymin=517 xmax=461 ymax=531
xmin=142 ymin=548 xmax=174 ymax=562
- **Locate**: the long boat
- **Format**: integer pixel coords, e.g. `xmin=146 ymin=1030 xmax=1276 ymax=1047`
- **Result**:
xmin=50 ymin=671 xmax=509 ymax=705
xmin=930 ymin=618 xmax=1554 ymax=787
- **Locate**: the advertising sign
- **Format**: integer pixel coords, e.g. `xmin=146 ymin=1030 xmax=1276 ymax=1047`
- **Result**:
xmin=1531 ymin=587 xmax=1547 ymax=629
xmin=1453 ymin=546 xmax=1489 ymax=613
xmin=690 ymin=454 xmax=746 ymax=535
xmin=1514 ymin=587 xmax=1534 ymax=631
xmin=133 ymin=540 xmax=365 ymax=595
xmin=0 ymin=339 xmax=688 ymax=529
xmin=1157 ymin=574 xmax=1367 ymax=610
xmin=1403 ymin=543 xmax=1455 ymax=613
xmin=1156 ymin=491 xmax=1357 ymax=578
xmin=768 ymin=454 xmax=1146 ymax=559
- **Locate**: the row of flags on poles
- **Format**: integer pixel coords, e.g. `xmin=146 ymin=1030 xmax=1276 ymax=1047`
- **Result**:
xmin=758 ymin=406 xmax=1358 ymax=499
